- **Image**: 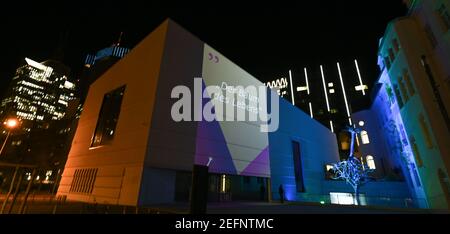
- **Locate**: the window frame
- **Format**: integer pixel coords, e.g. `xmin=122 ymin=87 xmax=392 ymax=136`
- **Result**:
xmin=90 ymin=85 xmax=126 ymax=148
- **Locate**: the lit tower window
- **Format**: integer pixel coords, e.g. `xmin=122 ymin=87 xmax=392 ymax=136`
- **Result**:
xmin=366 ymin=155 xmax=376 ymax=170
xmin=361 ymin=130 xmax=370 ymax=144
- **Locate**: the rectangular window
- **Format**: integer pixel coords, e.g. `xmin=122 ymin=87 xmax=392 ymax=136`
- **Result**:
xmin=361 ymin=131 xmax=370 ymax=145
xmin=411 ymin=141 xmax=423 ymax=167
xmin=91 ymin=85 xmax=126 ymax=147
xmin=393 ymin=38 xmax=400 ymax=53
xmin=411 ymin=164 xmax=422 ymax=187
xmin=418 ymin=114 xmax=433 ymax=148
xmin=384 ymin=57 xmax=391 ymax=70
xmin=424 ymin=24 xmax=438 ymax=48
xmin=292 ymin=141 xmax=305 ymax=192
xmin=393 ymin=84 xmax=404 ymax=109
xmin=389 ymin=48 xmax=396 ymax=62
xmin=398 ymin=77 xmax=409 ymax=103
xmin=403 ymin=70 xmax=416 ymax=96
xmin=330 ymin=192 xmax=367 ymax=206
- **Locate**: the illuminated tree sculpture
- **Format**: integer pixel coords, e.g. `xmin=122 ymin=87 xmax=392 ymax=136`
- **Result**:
xmin=332 ymin=126 xmax=373 ymax=205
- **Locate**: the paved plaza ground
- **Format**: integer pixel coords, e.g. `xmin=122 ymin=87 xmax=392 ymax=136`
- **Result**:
xmin=1 ymin=194 xmax=448 ymax=214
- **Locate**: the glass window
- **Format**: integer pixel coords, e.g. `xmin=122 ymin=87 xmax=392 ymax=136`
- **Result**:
xmin=411 ymin=137 xmax=423 ymax=167
xmin=330 ymin=192 xmax=367 ymax=205
xmin=366 ymin=155 xmax=376 ymax=170
xmin=393 ymin=38 xmax=400 ymax=53
xmin=403 ymin=70 xmax=416 ymax=96
xmin=389 ymin=48 xmax=395 ymax=62
xmin=384 ymin=57 xmax=391 ymax=70
xmin=411 ymin=164 xmax=422 ymax=187
xmin=292 ymin=141 xmax=305 ymax=192
xmin=393 ymin=84 xmax=404 ymax=109
xmin=361 ymin=131 xmax=370 ymax=144
xmin=326 ymin=164 xmax=334 ymax=172
xmin=398 ymin=77 xmax=409 ymax=103
xmin=91 ymin=85 xmax=126 ymax=147
xmin=418 ymin=114 xmax=433 ymax=148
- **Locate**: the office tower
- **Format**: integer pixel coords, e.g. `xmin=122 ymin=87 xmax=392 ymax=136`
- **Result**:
xmin=0 ymin=58 xmax=76 ymax=131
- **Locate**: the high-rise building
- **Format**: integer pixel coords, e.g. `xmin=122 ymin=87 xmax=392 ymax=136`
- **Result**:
xmin=0 ymin=58 xmax=76 ymax=131
xmin=0 ymin=58 xmax=78 ymax=176
xmin=353 ymin=0 xmax=450 ymax=209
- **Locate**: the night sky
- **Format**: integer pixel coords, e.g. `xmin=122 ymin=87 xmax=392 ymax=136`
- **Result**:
xmin=0 ymin=1 xmax=407 ymax=111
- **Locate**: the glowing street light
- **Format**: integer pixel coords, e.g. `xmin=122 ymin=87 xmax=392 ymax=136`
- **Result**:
xmin=1 ymin=118 xmax=20 ymax=157
xmin=5 ymin=119 xmax=18 ymax=128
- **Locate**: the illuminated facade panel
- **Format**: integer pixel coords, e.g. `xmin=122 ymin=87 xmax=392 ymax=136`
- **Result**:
xmin=353 ymin=0 xmax=450 ymax=209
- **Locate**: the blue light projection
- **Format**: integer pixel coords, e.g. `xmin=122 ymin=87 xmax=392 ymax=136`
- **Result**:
xmin=374 ymin=69 xmax=428 ymax=207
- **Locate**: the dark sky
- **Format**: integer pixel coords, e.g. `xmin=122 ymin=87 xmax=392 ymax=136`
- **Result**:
xmin=0 ymin=1 xmax=407 ymax=110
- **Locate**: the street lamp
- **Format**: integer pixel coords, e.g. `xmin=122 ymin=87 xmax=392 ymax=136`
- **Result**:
xmin=0 ymin=118 xmax=19 ymax=157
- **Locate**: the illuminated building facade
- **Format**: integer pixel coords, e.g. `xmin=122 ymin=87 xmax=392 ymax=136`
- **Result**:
xmin=57 ymin=20 xmax=412 ymax=208
xmin=0 ymin=58 xmax=76 ymax=131
xmin=353 ymin=0 xmax=450 ymax=209
xmin=0 ymin=58 xmax=77 ymax=183
xmin=268 ymin=61 xmax=370 ymax=160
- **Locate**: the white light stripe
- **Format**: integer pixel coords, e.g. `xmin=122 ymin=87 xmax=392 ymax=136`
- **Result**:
xmin=320 ymin=65 xmax=331 ymax=112
xmin=321 ymin=65 xmax=333 ymax=132
xmin=337 ymin=62 xmax=353 ymax=126
xmin=303 ymin=68 xmax=310 ymax=95
xmin=305 ymin=67 xmax=313 ymax=118
xmin=289 ymin=70 xmax=295 ymax=105
xmin=330 ymin=120 xmax=334 ymax=133
xmin=354 ymin=59 xmax=365 ymax=96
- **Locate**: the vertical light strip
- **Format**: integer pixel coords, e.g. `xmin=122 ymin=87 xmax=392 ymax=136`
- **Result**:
xmin=304 ymin=68 xmax=313 ymax=118
xmin=221 ymin=175 xmax=226 ymax=192
xmin=303 ymin=68 xmax=310 ymax=95
xmin=337 ymin=62 xmax=352 ymax=125
xmin=354 ymin=59 xmax=366 ymax=96
xmin=320 ymin=65 xmax=333 ymax=132
xmin=289 ymin=70 xmax=295 ymax=105
xmin=320 ymin=65 xmax=331 ymax=112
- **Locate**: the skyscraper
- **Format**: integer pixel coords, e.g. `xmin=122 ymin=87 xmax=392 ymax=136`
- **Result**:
xmin=0 ymin=58 xmax=78 ymax=175
xmin=0 ymin=58 xmax=76 ymax=131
